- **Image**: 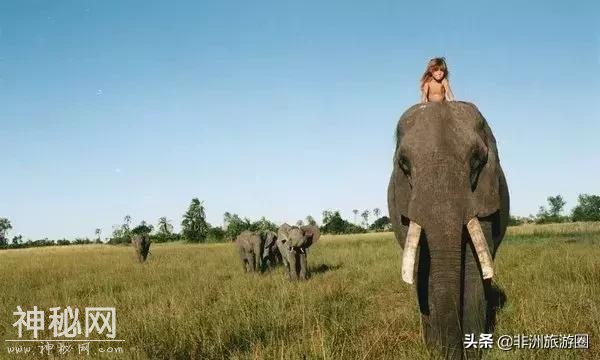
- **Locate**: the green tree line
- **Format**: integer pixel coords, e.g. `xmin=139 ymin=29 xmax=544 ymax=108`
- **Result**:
xmin=2 ymin=193 xmax=598 ymax=248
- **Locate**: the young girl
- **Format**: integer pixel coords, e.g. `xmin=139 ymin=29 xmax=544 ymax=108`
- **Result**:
xmin=420 ymin=57 xmax=454 ymax=103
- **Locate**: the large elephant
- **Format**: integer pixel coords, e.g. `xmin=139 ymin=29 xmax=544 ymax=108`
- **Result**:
xmin=132 ymin=234 xmax=151 ymax=263
xmin=387 ymin=101 xmax=509 ymax=359
xmin=276 ymin=223 xmax=320 ymax=280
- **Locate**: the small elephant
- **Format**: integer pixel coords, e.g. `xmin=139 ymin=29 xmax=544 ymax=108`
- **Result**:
xmin=235 ymin=230 xmax=265 ymax=273
xmin=277 ymin=223 xmax=320 ymax=280
xmin=132 ymin=234 xmax=151 ymax=263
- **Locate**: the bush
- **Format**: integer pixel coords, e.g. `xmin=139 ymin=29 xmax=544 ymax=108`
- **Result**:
xmin=571 ymin=194 xmax=600 ymax=222
xmin=321 ymin=211 xmax=366 ymax=235
xmin=206 ymin=227 xmax=226 ymax=243
xmin=370 ymin=216 xmax=391 ymax=232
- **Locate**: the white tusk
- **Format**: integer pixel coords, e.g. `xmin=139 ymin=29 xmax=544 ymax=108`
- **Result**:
xmin=401 ymin=221 xmax=422 ymax=284
xmin=466 ymin=218 xmax=494 ymax=279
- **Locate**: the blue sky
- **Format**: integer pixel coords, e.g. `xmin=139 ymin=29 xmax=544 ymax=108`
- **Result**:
xmin=1 ymin=1 xmax=598 ymax=239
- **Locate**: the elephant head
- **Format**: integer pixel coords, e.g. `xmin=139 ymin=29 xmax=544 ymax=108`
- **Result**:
xmin=277 ymin=224 xmax=320 ymax=280
xmin=387 ymin=101 xmax=509 ymax=359
xmin=131 ymin=234 xmax=151 ymax=263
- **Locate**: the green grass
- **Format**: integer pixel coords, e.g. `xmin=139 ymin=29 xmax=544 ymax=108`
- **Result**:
xmin=0 ymin=225 xmax=598 ymax=359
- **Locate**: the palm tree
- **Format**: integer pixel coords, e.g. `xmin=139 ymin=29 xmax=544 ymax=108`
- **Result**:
xmin=373 ymin=208 xmax=381 ymax=219
xmin=157 ymin=217 xmax=173 ymax=235
xmin=352 ymin=209 xmax=359 ymax=224
xmin=122 ymin=214 xmax=132 ymax=235
xmin=0 ymin=217 xmax=13 ymax=246
xmin=361 ymin=210 xmax=370 ymax=228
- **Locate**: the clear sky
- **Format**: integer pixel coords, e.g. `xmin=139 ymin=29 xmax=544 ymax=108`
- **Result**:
xmin=1 ymin=1 xmax=598 ymax=240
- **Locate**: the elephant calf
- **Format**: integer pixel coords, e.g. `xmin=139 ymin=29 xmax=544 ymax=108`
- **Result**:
xmin=235 ymin=231 xmax=262 ymax=272
xmin=132 ymin=234 xmax=151 ymax=263
xmin=276 ymin=223 xmax=320 ymax=280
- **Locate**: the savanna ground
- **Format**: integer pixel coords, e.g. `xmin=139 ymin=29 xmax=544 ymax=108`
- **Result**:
xmin=0 ymin=223 xmax=598 ymax=360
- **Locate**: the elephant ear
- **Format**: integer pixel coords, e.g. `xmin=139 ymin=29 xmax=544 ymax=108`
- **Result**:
xmin=263 ymin=231 xmax=277 ymax=248
xmin=388 ymin=122 xmax=411 ymax=249
xmin=301 ymin=225 xmax=320 ymax=247
xmin=472 ymin=112 xmax=502 ymax=218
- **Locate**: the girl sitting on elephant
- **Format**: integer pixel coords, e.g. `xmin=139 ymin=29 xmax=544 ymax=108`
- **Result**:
xmin=420 ymin=57 xmax=455 ymax=103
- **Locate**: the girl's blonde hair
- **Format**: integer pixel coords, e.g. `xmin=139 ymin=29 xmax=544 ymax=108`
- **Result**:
xmin=420 ymin=57 xmax=449 ymax=90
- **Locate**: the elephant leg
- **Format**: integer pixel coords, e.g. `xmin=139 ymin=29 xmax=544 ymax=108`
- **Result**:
xmin=299 ymin=250 xmax=308 ymax=280
xmin=255 ymin=252 xmax=263 ymax=273
xmin=288 ymin=249 xmax=298 ymax=280
xmin=248 ymin=253 xmax=256 ymax=272
xmin=239 ymin=248 xmax=248 ymax=272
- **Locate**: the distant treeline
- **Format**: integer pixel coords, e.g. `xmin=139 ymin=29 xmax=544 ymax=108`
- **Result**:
xmin=1 ymin=194 xmax=598 ymax=249
xmin=509 ymin=194 xmax=600 ymax=225
xmin=105 ymin=200 xmax=392 ymax=245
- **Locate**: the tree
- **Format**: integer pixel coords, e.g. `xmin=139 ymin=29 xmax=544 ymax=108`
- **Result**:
xmin=322 ymin=210 xmax=334 ymax=224
xmin=11 ymin=235 xmax=23 ymax=246
xmin=181 ymin=198 xmax=209 ymax=242
xmin=251 ymin=217 xmax=277 ymax=233
xmin=0 ymin=217 xmax=12 ymax=247
xmin=321 ymin=210 xmax=366 ymax=235
xmin=536 ymin=195 xmax=568 ymax=224
xmin=373 ymin=208 xmax=381 ymax=219
xmin=223 ymin=212 xmax=251 ymax=241
xmin=123 ymin=215 xmax=132 ymax=232
xmin=94 ymin=228 xmax=102 ymax=242
xmin=361 ymin=209 xmax=371 ymax=228
xmin=296 ymin=219 xmax=304 ymax=226
xmin=352 ymin=209 xmax=359 ymax=224
xmin=306 ymin=215 xmax=317 ymax=226
xmin=548 ymin=195 xmax=566 ymax=217
xmin=370 ymin=216 xmax=391 ymax=231
xmin=156 ymin=216 xmax=174 ymax=242
xmin=120 ymin=214 xmax=132 ymax=240
xmin=132 ymin=221 xmax=154 ymax=235
xmin=571 ymin=194 xmax=600 ymax=222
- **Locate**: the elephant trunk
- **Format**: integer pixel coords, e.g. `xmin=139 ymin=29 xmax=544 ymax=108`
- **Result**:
xmin=416 ymin=217 xmax=464 ymax=359
xmin=406 ymin=160 xmax=472 ymax=359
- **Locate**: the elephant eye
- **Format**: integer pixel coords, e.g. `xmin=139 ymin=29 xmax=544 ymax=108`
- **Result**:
xmin=398 ymin=155 xmax=411 ymax=177
xmin=469 ymin=147 xmax=488 ymax=190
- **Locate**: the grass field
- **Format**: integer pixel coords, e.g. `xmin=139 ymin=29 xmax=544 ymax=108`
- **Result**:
xmin=0 ymin=223 xmax=598 ymax=359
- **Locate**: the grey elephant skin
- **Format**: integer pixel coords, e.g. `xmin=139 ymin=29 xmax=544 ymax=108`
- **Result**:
xmin=276 ymin=224 xmax=320 ymax=280
xmin=132 ymin=234 xmax=151 ymax=263
xmin=387 ymin=102 xmax=509 ymax=359
xmin=236 ymin=230 xmax=282 ymax=273
xmin=235 ymin=230 xmax=265 ymax=273
xmin=261 ymin=231 xmax=283 ymax=270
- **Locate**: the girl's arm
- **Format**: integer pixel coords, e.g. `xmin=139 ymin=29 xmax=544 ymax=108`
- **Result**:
xmin=421 ymin=83 xmax=429 ymax=103
xmin=443 ymin=79 xmax=454 ymax=101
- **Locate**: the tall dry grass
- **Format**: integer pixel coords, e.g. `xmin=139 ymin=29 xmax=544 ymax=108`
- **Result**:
xmin=0 ymin=223 xmax=597 ymax=359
